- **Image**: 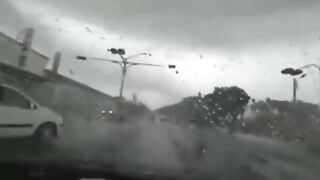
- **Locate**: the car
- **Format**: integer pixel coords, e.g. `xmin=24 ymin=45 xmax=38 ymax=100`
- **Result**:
xmin=0 ymin=84 xmax=63 ymax=141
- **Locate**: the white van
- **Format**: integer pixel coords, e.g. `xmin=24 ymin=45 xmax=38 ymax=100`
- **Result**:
xmin=0 ymin=84 xmax=63 ymax=141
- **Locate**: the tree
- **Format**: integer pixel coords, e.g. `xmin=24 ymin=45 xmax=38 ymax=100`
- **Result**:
xmin=200 ymin=86 xmax=251 ymax=130
xmin=156 ymin=86 xmax=251 ymax=131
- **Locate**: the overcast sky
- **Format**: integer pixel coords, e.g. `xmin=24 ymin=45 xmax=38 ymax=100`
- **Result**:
xmin=1 ymin=0 xmax=320 ymax=109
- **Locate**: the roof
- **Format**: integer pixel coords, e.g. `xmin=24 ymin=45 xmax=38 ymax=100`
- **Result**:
xmin=0 ymin=62 xmax=51 ymax=83
xmin=0 ymin=31 xmax=112 ymax=100
xmin=45 ymin=70 xmax=113 ymax=99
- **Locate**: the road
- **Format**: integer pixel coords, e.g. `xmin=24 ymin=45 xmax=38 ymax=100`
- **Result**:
xmin=1 ymin=118 xmax=320 ymax=180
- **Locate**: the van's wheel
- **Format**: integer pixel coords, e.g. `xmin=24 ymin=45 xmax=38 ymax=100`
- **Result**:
xmin=34 ymin=123 xmax=57 ymax=143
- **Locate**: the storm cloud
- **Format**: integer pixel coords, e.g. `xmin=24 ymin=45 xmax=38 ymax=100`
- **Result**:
xmin=2 ymin=0 xmax=320 ymax=108
xmin=11 ymin=0 xmax=320 ymax=48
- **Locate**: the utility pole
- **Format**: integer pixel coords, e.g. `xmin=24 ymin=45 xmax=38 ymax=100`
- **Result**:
xmin=77 ymin=48 xmax=176 ymax=99
xmin=119 ymin=62 xmax=127 ymax=99
xmin=293 ymin=78 xmax=297 ymax=102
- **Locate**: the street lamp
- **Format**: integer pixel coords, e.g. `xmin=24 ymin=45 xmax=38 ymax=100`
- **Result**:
xmin=76 ymin=48 xmax=176 ymax=99
xmin=297 ymin=64 xmax=320 ymax=106
xmin=281 ymin=67 xmax=305 ymax=102
xmin=299 ymin=64 xmax=320 ymax=75
xmin=281 ymin=64 xmax=320 ymax=102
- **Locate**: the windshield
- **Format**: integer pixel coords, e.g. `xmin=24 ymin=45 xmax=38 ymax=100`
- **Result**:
xmin=1 ymin=0 xmax=320 ymax=179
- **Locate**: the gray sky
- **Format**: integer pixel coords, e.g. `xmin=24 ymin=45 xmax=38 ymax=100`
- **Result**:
xmin=1 ymin=0 xmax=320 ymax=109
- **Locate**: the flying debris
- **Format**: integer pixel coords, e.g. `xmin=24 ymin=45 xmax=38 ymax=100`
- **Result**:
xmin=300 ymin=74 xmax=307 ymax=79
xmin=199 ymin=54 xmax=203 ymax=59
xmin=69 ymin=70 xmax=74 ymax=75
xmin=100 ymin=36 xmax=105 ymax=40
xmin=176 ymin=71 xmax=179 ymax=74
xmin=85 ymin=27 xmax=93 ymax=33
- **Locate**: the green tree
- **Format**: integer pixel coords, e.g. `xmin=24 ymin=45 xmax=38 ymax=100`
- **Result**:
xmin=200 ymin=86 xmax=251 ymax=130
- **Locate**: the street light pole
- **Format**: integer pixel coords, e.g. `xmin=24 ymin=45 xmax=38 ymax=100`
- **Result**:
xmin=76 ymin=48 xmax=176 ymax=99
xmin=299 ymin=64 xmax=320 ymax=72
xmin=293 ymin=78 xmax=297 ymax=102
xmin=299 ymin=64 xmax=320 ymax=81
xmin=116 ymin=52 xmax=150 ymax=99
xmin=298 ymin=64 xmax=320 ymax=106
xmin=119 ymin=61 xmax=127 ymax=99
xmin=281 ymin=67 xmax=304 ymax=102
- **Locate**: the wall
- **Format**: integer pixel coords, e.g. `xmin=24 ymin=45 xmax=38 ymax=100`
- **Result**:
xmin=0 ymin=32 xmax=48 ymax=76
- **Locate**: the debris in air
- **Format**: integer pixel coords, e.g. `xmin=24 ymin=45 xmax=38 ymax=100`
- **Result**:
xmin=85 ymin=27 xmax=93 ymax=33
xmin=300 ymin=74 xmax=306 ymax=79
xmin=168 ymin=65 xmax=176 ymax=69
xmin=199 ymin=54 xmax=203 ymax=59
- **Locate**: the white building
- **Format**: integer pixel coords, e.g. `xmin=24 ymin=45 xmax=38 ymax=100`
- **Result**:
xmin=0 ymin=29 xmax=49 ymax=78
xmin=0 ymin=30 xmax=119 ymax=126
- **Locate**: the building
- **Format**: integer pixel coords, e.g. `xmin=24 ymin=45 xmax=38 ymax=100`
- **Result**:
xmin=0 ymin=29 xmax=119 ymax=129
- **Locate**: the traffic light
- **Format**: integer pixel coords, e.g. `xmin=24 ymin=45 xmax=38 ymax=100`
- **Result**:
xmin=108 ymin=48 xmax=126 ymax=55
xmin=118 ymin=48 xmax=126 ymax=55
xmin=109 ymin=48 xmax=118 ymax=54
